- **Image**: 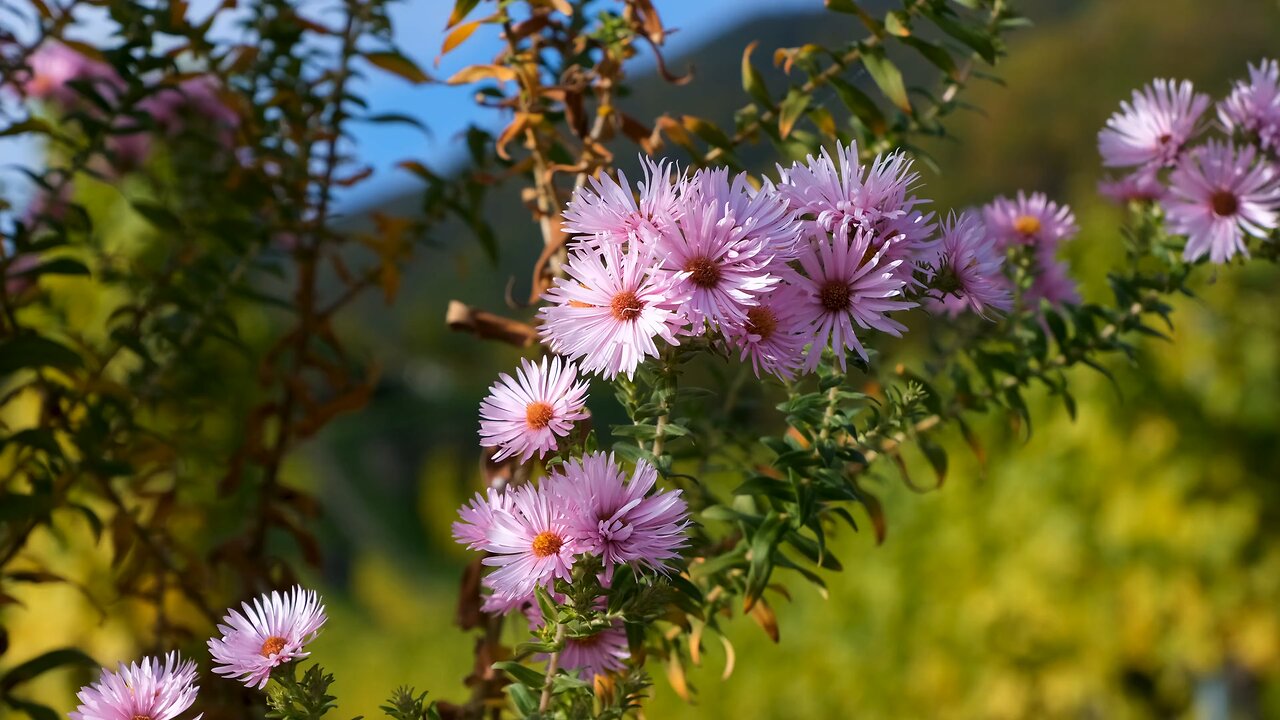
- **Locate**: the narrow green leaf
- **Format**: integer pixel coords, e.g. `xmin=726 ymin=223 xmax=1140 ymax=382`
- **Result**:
xmin=777 ymin=88 xmax=811 ymax=140
xmin=0 ymin=335 xmax=83 ymax=376
xmin=365 ymin=51 xmax=433 ymax=84
xmin=861 ymin=47 xmax=911 ymax=113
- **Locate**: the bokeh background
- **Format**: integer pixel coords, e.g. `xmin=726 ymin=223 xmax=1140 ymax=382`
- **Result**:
xmin=5 ymin=0 xmax=1280 ymax=717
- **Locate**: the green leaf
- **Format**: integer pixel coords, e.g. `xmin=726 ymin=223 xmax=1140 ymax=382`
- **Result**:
xmin=884 ymin=11 xmax=911 ymax=37
xmin=741 ymin=41 xmax=771 ymax=106
xmin=924 ymin=9 xmax=998 ymax=64
xmin=365 ymin=51 xmax=433 ymax=84
xmin=861 ymin=46 xmax=911 ymax=113
xmin=4 ymin=697 xmax=60 ymax=720
xmin=777 ymin=88 xmax=811 ymax=140
xmin=744 ymin=511 xmax=788 ymax=608
xmin=0 ymin=648 xmax=96 ymax=692
xmin=492 ymin=660 xmax=546 ymax=689
xmin=131 ymin=201 xmax=182 ymax=232
xmin=830 ymin=77 xmax=886 ymax=133
xmin=900 ymin=37 xmax=958 ymax=80
xmin=12 ymin=257 xmax=90 ymax=278
xmin=0 ymin=335 xmax=83 ymax=376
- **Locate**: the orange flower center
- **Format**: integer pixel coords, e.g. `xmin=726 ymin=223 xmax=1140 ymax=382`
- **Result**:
xmin=1210 ymin=190 xmax=1239 ymax=217
xmin=684 ymin=256 xmax=721 ymax=288
xmin=525 ymin=401 xmax=555 ymax=429
xmin=819 ymin=280 xmax=851 ymax=312
xmin=1012 ymin=215 xmax=1041 ymax=236
xmin=132 ymin=716 xmax=152 ymax=720
xmin=531 ymin=531 xmax=564 ymax=558
xmin=745 ymin=306 xmax=777 ymax=341
xmin=260 ymin=636 xmax=287 ymax=657
xmin=610 ymin=290 xmax=644 ymax=321
xmin=574 ymin=632 xmax=604 ymax=648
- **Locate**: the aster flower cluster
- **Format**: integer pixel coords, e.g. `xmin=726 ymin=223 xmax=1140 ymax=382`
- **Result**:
xmin=1098 ymin=62 xmax=1280 ymax=263
xmin=70 ymin=586 xmax=328 ymax=720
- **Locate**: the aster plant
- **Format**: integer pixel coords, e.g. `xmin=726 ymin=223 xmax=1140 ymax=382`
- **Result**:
xmin=2 ymin=0 xmax=1279 ymax=719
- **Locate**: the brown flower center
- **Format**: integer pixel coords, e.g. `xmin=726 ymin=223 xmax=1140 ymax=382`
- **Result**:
xmin=1210 ymin=190 xmax=1239 ymax=217
xmin=1157 ymin=133 xmax=1172 ymax=144
xmin=525 ymin=401 xmax=555 ymax=429
xmin=531 ymin=531 xmax=564 ymax=558
xmin=819 ymin=280 xmax=851 ymax=312
xmin=1012 ymin=215 xmax=1041 ymax=236
xmin=610 ymin=290 xmax=644 ymax=321
xmin=683 ymin=256 xmax=721 ymax=288
xmin=132 ymin=716 xmax=152 ymax=720
xmin=745 ymin=306 xmax=778 ymax=341
xmin=574 ymin=632 xmax=604 ymax=648
xmin=260 ymin=636 xmax=287 ymax=657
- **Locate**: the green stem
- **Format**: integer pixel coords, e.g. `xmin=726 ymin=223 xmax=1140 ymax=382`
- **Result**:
xmin=538 ymin=623 xmax=567 ymax=713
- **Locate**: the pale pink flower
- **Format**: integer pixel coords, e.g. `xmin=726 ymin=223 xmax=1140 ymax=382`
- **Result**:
xmin=982 ymin=191 xmax=1078 ymax=250
xmin=722 ymin=281 xmax=809 ymax=381
xmin=478 ymin=356 xmax=589 ymax=463
xmin=1219 ymin=59 xmax=1280 ymax=151
xmin=453 ymin=488 xmax=515 ymax=551
xmin=562 ymin=158 xmax=682 ymax=245
xmin=1026 ymin=251 xmax=1080 ymax=308
xmin=927 ymin=211 xmax=1011 ymax=319
xmin=71 ymin=653 xmax=201 ymax=720
xmin=1098 ymin=79 xmax=1209 ymax=168
xmin=788 ymin=226 xmax=914 ymax=371
xmin=538 ymin=243 xmax=686 ymax=379
xmin=208 ymin=585 xmax=328 ymax=689
xmin=1164 ymin=141 xmax=1280 ymax=263
xmin=1098 ymin=168 xmax=1167 ymax=204
xmin=464 ymin=483 xmax=576 ymax=599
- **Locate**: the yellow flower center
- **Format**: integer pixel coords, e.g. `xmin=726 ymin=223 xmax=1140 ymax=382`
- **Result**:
xmin=1012 ymin=215 xmax=1041 ymax=236
xmin=260 ymin=636 xmax=287 ymax=657
xmin=531 ymin=531 xmax=564 ymax=558
xmin=525 ymin=401 xmax=555 ymax=429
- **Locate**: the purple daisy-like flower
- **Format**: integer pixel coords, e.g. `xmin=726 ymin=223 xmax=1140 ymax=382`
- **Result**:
xmin=547 ymin=452 xmax=689 ymax=577
xmin=208 ymin=585 xmax=327 ymax=689
xmin=1098 ymin=168 xmax=1167 ymax=205
xmin=982 ymin=191 xmax=1078 ymax=250
xmin=478 ymin=356 xmax=589 ymax=463
xmin=722 ymin=282 xmax=809 ymax=381
xmin=788 ymin=226 xmax=914 ymax=372
xmin=778 ymin=143 xmax=935 ymax=284
xmin=1098 ymin=79 xmax=1209 ymax=169
xmin=651 ymin=193 xmax=780 ymax=330
xmin=453 ymin=488 xmax=514 ymax=551
xmin=1164 ymin=141 xmax=1280 ymax=263
xmin=1219 ymin=59 xmax=1280 ymax=151
xmin=538 ymin=243 xmax=686 ymax=379
xmin=685 ymin=167 xmax=802 ymax=260
xmin=466 ymin=483 xmax=576 ymax=599
xmin=557 ymin=622 xmax=630 ymax=679
xmin=928 ymin=211 xmax=1012 ymax=319
xmin=71 ymin=652 xmax=201 ymax=720
xmin=19 ymin=42 xmax=124 ymax=107
xmin=562 ymin=158 xmax=681 ymax=245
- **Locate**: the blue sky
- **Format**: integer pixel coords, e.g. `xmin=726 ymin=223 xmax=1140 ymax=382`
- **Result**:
xmin=2 ymin=0 xmax=816 ymax=212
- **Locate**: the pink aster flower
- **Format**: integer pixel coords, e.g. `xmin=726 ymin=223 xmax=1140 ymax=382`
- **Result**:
xmin=562 ymin=158 xmax=682 ymax=245
xmin=982 ymin=191 xmax=1078 ymax=250
xmin=1098 ymin=168 xmax=1167 ymax=204
xmin=208 ymin=585 xmax=328 ymax=689
xmin=1164 ymin=141 xmax=1280 ymax=263
xmin=778 ymin=143 xmax=935 ymax=283
xmin=787 ymin=227 xmax=914 ymax=372
xmin=928 ymin=211 xmax=1011 ymax=319
xmin=685 ymin=167 xmax=802 ymax=260
xmin=1026 ymin=251 xmax=1080 ymax=308
xmin=141 ymin=75 xmax=241 ymax=146
xmin=1219 ymin=59 xmax=1280 ymax=151
xmin=546 ymin=452 xmax=689 ymax=578
xmin=71 ymin=652 xmax=201 ymax=720
xmin=478 ymin=355 xmax=589 ymax=463
xmin=19 ymin=42 xmax=124 ymax=107
xmin=722 ymin=282 xmax=809 ymax=381
xmin=1098 ymin=79 xmax=1209 ymax=169
xmin=460 ymin=482 xmax=576 ymax=599
xmin=557 ymin=622 xmax=630 ymax=679
xmin=651 ymin=194 xmax=780 ymax=331
xmin=453 ymin=488 xmax=515 ymax=550
xmin=538 ymin=242 xmax=686 ymax=379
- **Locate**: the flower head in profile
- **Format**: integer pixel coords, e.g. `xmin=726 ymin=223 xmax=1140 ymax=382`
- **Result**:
xmin=478 ymin=356 xmax=589 ymax=463
xmin=539 ymin=243 xmax=686 ymax=379
xmin=546 ymin=452 xmax=689 ymax=578
xmin=1098 ymin=79 xmax=1209 ymax=168
xmin=208 ymin=585 xmax=328 ymax=689
xmin=1026 ymin=251 xmax=1080 ymax=309
xmin=1098 ymin=168 xmax=1166 ymax=205
xmin=562 ymin=158 xmax=682 ymax=245
xmin=71 ymin=652 xmax=201 ymax=720
xmin=778 ymin=143 xmax=934 ymax=283
xmin=722 ymin=282 xmax=809 ymax=381
xmin=1219 ymin=59 xmax=1280 ymax=151
xmin=982 ymin=191 xmax=1078 ymax=249
xmin=928 ymin=211 xmax=1012 ymax=319
xmin=788 ymin=226 xmax=914 ymax=372
xmin=457 ymin=482 xmax=576 ymax=599
xmin=1164 ymin=141 xmax=1280 ymax=263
